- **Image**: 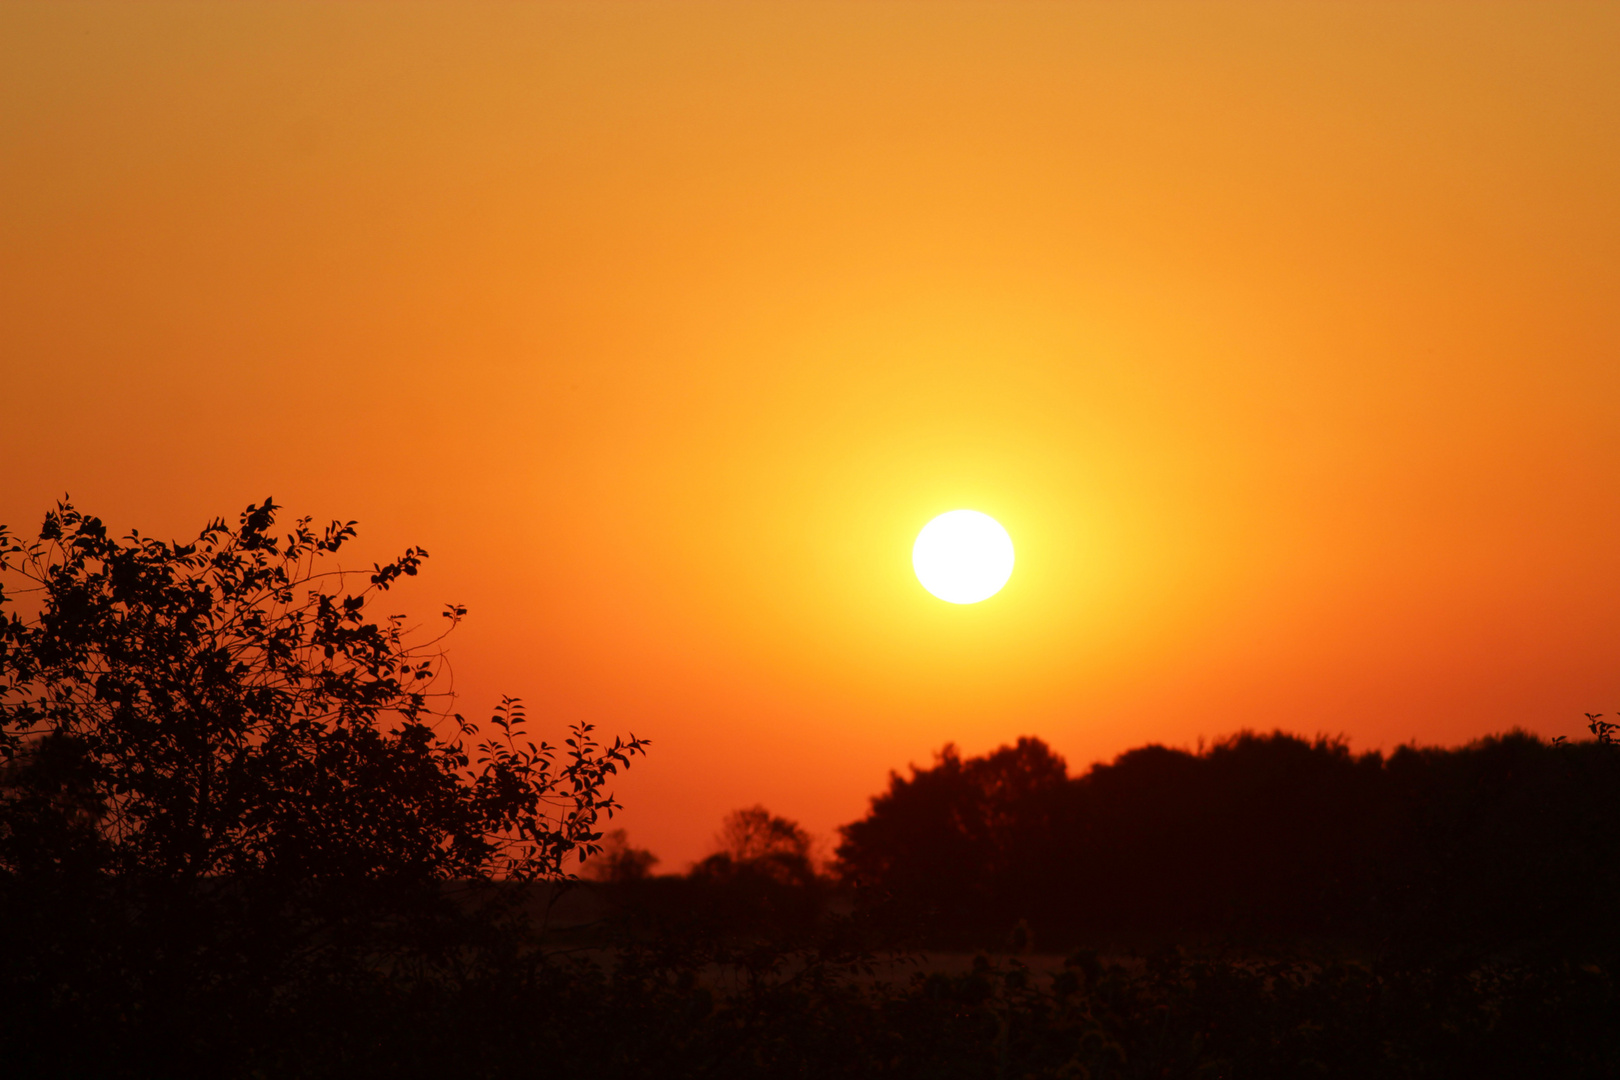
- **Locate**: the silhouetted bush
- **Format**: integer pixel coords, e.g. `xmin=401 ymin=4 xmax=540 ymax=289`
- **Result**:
xmin=0 ymin=500 xmax=646 ymax=1076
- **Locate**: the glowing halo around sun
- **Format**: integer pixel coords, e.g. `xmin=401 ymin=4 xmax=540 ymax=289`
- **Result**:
xmin=912 ymin=510 xmax=1015 ymax=604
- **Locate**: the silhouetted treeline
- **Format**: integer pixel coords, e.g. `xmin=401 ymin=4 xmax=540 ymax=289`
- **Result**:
xmin=837 ymin=730 xmax=1620 ymax=954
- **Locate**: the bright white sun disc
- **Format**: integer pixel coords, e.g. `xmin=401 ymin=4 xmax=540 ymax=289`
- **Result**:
xmin=912 ymin=510 xmax=1015 ymax=604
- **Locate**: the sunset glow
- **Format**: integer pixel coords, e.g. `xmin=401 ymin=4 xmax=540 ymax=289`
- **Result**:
xmin=2 ymin=2 xmax=1617 ymax=868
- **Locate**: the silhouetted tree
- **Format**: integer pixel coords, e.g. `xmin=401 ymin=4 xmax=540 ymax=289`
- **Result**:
xmin=585 ymin=828 xmax=660 ymax=883
xmin=0 ymin=500 xmax=646 ymax=885
xmin=0 ymin=499 xmax=648 ymax=1074
xmin=837 ymin=737 xmax=1069 ymax=936
xmin=656 ymin=807 xmax=826 ymax=939
xmin=695 ymin=805 xmax=816 ymax=886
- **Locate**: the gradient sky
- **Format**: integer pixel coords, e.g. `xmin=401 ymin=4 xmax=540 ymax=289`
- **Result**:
xmin=3 ymin=2 xmax=1618 ymax=867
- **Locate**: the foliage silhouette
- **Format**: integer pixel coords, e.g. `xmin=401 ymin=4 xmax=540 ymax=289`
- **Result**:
xmin=600 ymin=807 xmax=830 ymax=944
xmin=838 ymin=738 xmax=1069 ymax=937
xmin=838 ymin=729 xmax=1620 ymax=955
xmin=0 ymin=499 xmax=647 ymax=1076
xmin=585 ymin=827 xmax=661 ymax=883
xmin=694 ymin=804 xmax=817 ymax=886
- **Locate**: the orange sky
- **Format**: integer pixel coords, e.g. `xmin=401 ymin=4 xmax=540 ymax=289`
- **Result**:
xmin=3 ymin=2 xmax=1618 ymax=867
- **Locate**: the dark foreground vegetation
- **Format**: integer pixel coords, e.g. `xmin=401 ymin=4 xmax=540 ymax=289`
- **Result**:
xmin=4 ymin=502 xmax=1619 ymax=1077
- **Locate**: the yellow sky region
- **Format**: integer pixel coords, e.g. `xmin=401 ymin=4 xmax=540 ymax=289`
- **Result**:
xmin=2 ymin=3 xmax=1619 ymax=865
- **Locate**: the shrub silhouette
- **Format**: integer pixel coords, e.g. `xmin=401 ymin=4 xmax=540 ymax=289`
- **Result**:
xmin=0 ymin=499 xmax=647 ymax=884
xmin=0 ymin=499 xmax=647 ymax=1075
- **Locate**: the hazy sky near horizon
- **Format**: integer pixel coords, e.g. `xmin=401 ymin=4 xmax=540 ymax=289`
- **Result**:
xmin=3 ymin=2 xmax=1618 ymax=866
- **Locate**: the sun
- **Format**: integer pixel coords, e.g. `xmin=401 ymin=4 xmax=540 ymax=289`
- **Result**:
xmin=912 ymin=510 xmax=1015 ymax=604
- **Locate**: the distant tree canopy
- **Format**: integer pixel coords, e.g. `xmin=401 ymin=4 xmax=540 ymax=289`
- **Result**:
xmin=584 ymin=827 xmax=660 ymax=883
xmin=837 ymin=729 xmax=1620 ymax=953
xmin=837 ymin=738 xmax=1068 ymax=927
xmin=693 ymin=805 xmax=816 ymax=887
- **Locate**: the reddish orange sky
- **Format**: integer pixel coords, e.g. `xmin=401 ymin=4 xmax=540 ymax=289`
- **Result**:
xmin=3 ymin=3 xmax=1619 ymax=868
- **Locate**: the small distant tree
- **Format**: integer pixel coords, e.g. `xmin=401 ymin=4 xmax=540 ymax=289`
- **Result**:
xmin=718 ymin=805 xmax=812 ymax=864
xmin=694 ymin=805 xmax=815 ymax=886
xmin=583 ymin=828 xmax=659 ymax=883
